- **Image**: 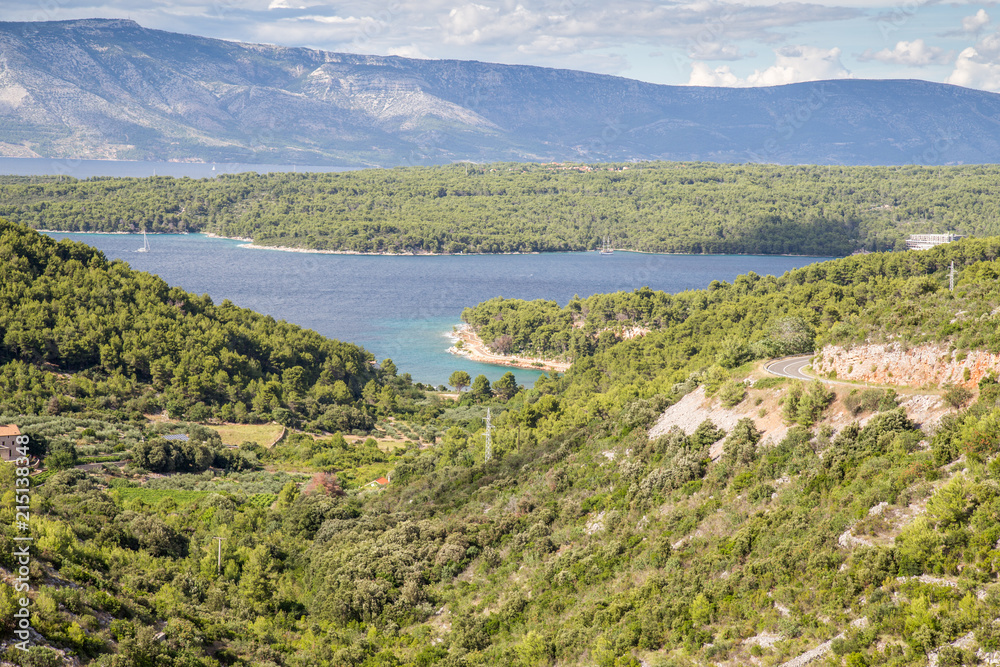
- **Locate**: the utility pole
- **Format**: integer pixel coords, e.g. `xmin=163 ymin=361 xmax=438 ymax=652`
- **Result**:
xmin=213 ymin=536 xmax=225 ymax=574
xmin=484 ymin=408 xmax=492 ymax=463
xmin=949 ymin=261 xmax=956 ymax=292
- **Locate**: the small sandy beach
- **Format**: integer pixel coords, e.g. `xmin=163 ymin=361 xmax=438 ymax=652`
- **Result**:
xmin=448 ymin=325 xmax=571 ymax=373
xmin=235 ymin=241 xmax=542 ymax=256
xmin=236 ymin=242 xmax=442 ymax=256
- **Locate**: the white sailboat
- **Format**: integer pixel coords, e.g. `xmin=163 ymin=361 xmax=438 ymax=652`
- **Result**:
xmin=136 ymin=230 xmax=150 ymax=253
xmin=599 ymin=235 xmax=614 ymax=255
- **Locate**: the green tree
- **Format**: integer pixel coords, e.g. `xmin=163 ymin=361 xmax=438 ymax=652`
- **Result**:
xmin=925 ymin=474 xmax=977 ymax=529
xmin=377 ymin=385 xmax=398 ymax=414
xmin=44 ymin=442 xmax=78 ymax=470
xmin=470 ymin=374 xmax=492 ymax=402
xmin=440 ymin=427 xmax=470 ymax=466
xmin=493 ymin=371 xmax=518 ymax=400
xmin=277 ymin=481 xmax=299 ymax=508
xmin=448 ymin=370 xmax=472 ymax=392
xmin=944 ymin=384 xmax=974 ymax=409
xmin=723 ymin=418 xmax=762 ymax=469
xmin=796 ymin=380 xmax=835 ymax=426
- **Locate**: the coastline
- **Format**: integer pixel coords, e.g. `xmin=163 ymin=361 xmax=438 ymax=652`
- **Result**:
xmin=37 ymin=229 xmax=192 ymax=236
xmin=237 ymin=242 xmax=436 ymax=256
xmin=448 ymin=325 xmax=572 ymax=373
xmin=236 ymin=242 xmax=549 ymax=257
xmin=212 ymin=242 xmax=840 ymax=259
xmin=37 ymin=229 xmax=131 ymax=235
xmin=204 ymin=232 xmax=254 ymax=243
xmin=34 ymin=229 xmax=839 ymax=259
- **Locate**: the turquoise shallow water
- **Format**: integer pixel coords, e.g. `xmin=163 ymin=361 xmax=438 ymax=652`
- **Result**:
xmin=44 ymin=232 xmax=834 ymax=386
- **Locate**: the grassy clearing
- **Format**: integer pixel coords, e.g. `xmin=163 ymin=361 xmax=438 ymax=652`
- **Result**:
xmin=211 ymin=423 xmax=285 ymax=447
xmin=115 ymin=488 xmax=210 ymax=506
xmin=344 ymin=434 xmax=412 ymax=453
xmin=338 ymin=463 xmax=393 ymax=490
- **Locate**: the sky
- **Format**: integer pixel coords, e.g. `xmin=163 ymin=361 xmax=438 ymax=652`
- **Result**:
xmin=4 ymin=0 xmax=1000 ymax=91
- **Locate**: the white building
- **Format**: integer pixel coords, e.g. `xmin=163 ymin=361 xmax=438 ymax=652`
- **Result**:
xmin=0 ymin=425 xmax=23 ymax=462
xmin=906 ymin=233 xmax=964 ymax=251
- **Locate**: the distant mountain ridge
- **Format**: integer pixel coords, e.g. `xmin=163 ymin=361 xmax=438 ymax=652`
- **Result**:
xmin=2 ymin=19 xmax=1000 ymax=166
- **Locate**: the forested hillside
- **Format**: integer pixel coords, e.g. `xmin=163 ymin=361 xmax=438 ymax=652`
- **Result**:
xmin=3 ymin=162 xmax=999 ymax=255
xmin=0 ymin=218 xmax=388 ymax=431
xmin=7 ymin=226 xmax=1000 ymax=665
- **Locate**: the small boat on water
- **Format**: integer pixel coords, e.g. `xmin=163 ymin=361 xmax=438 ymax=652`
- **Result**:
xmin=599 ymin=235 xmax=614 ymax=255
xmin=136 ymin=230 xmax=150 ymax=253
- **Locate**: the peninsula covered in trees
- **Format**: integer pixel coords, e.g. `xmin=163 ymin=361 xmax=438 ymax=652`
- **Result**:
xmin=2 ymin=161 xmax=997 ymax=256
xmin=460 ymin=237 xmax=1000 ymax=369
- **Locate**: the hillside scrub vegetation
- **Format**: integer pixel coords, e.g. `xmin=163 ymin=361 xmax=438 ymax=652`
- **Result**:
xmin=7 ymin=222 xmax=1000 ymax=665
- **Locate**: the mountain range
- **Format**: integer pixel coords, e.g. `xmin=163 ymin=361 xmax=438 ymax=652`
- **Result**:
xmin=2 ymin=18 xmax=1000 ymax=166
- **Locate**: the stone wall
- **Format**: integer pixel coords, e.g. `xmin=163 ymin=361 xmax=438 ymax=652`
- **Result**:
xmin=813 ymin=343 xmax=1000 ymax=389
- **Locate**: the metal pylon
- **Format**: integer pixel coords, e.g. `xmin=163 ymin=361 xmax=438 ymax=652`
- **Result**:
xmin=484 ymin=408 xmax=492 ymax=462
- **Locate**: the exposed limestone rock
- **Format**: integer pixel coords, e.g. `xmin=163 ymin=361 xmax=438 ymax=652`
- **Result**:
xmin=648 ymin=386 xmax=789 ymax=460
xmin=650 ymin=368 xmax=952 ymax=462
xmin=814 ymin=343 xmax=1000 ymax=389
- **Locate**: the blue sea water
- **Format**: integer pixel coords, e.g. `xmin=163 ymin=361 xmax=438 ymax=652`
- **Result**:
xmin=43 ymin=232 xmax=834 ymax=386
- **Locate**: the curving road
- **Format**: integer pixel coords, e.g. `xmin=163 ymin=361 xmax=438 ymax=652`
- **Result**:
xmin=764 ymin=355 xmax=815 ymax=381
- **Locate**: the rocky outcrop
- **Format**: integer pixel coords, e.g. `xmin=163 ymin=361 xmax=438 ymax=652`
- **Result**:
xmin=814 ymin=343 xmax=1000 ymax=389
xmin=649 ymin=371 xmax=952 ymax=459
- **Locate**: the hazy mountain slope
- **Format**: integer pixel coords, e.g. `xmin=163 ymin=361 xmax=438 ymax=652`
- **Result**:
xmin=2 ymin=19 xmax=1000 ymax=166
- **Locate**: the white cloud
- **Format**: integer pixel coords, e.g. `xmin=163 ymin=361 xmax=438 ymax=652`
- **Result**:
xmin=442 ymin=3 xmax=497 ymax=45
xmin=962 ymin=9 xmax=991 ymax=33
xmin=302 ymin=15 xmax=368 ymax=25
xmin=387 ymin=45 xmax=431 ymax=59
xmin=974 ymin=32 xmax=1000 ymax=60
xmin=747 ymin=45 xmax=850 ymax=85
xmin=518 ymin=35 xmax=593 ymax=55
xmin=688 ymin=42 xmax=754 ymax=60
xmin=688 ymin=62 xmax=743 ymax=85
xmin=946 ymin=32 xmax=1000 ymax=91
xmin=442 ymin=3 xmax=548 ymax=46
xmin=946 ymin=47 xmax=1000 ymax=91
xmin=267 ymin=0 xmax=311 ymax=9
xmin=251 ymin=16 xmax=386 ymax=49
xmin=433 ymin=1 xmax=859 ymax=51
xmin=859 ymin=39 xmax=952 ymax=66
xmin=687 ymin=45 xmax=850 ymax=86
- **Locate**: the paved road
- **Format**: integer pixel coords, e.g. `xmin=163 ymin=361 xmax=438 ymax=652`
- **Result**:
xmin=764 ymin=355 xmax=814 ymax=381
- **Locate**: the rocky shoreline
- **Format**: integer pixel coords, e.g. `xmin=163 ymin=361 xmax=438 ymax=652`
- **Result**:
xmin=448 ymin=325 xmax=571 ymax=373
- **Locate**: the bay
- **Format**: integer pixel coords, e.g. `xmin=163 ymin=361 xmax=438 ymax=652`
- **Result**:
xmin=43 ymin=232 xmax=835 ymax=386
